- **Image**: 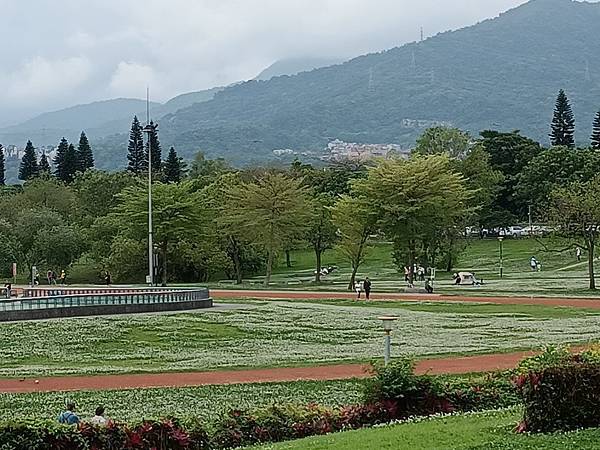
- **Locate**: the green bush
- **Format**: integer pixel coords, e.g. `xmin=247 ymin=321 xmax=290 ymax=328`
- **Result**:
xmin=515 ymin=348 xmax=600 ymax=433
xmin=365 ymin=360 xmax=519 ymax=417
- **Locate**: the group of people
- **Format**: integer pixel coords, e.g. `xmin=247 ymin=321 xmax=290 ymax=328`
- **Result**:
xmin=354 ymin=277 xmax=372 ymax=300
xmin=44 ymin=269 xmax=66 ymax=285
xmin=58 ymin=402 xmax=106 ymax=426
xmin=529 ymin=256 xmax=542 ymax=272
xmin=404 ymin=265 xmax=427 ymax=283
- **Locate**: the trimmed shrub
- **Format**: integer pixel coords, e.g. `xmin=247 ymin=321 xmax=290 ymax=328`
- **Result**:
xmin=515 ymin=348 xmax=600 ymax=433
xmin=364 ymin=360 xmax=518 ymax=418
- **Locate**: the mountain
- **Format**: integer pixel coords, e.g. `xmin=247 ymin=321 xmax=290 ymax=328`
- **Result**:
xmin=145 ymin=0 xmax=600 ymax=165
xmin=0 ymin=87 xmax=225 ymax=148
xmin=255 ymin=57 xmax=345 ymax=81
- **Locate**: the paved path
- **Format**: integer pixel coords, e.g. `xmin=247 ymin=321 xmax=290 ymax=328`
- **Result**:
xmin=212 ymin=289 xmax=600 ymax=309
xmin=0 ymin=350 xmax=542 ymax=393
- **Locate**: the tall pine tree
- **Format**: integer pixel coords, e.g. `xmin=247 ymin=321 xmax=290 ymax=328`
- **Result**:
xmin=63 ymin=144 xmax=79 ymax=183
xmin=144 ymin=120 xmax=162 ymax=175
xmin=76 ymin=131 xmax=94 ymax=172
xmin=0 ymin=144 xmax=5 ymax=185
xmin=53 ymin=138 xmax=69 ymax=180
xmin=39 ymin=153 xmax=51 ymax=175
xmin=550 ymin=89 xmax=576 ymax=148
xmin=592 ymin=111 xmax=600 ymax=150
xmin=19 ymin=140 xmax=39 ymax=181
xmin=127 ymin=116 xmax=145 ymax=174
xmin=163 ymin=147 xmax=186 ymax=183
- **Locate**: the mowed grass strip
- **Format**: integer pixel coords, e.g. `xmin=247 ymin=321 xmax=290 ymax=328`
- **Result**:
xmin=211 ymin=238 xmax=596 ymax=297
xmin=0 ymin=300 xmax=599 ymax=377
xmin=0 ymin=379 xmax=365 ymax=424
xmin=252 ymin=408 xmax=600 ymax=450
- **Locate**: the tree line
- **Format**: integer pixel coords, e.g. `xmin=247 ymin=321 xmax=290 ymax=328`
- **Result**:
xmin=0 ymin=89 xmax=599 ymax=289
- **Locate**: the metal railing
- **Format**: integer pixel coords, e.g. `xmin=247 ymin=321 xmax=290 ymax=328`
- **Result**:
xmin=22 ymin=286 xmax=188 ymax=298
xmin=0 ymin=288 xmax=209 ymax=312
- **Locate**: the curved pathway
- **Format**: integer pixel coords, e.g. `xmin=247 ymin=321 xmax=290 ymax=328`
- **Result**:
xmin=212 ymin=289 xmax=600 ymax=309
xmin=0 ymin=349 xmax=543 ymax=393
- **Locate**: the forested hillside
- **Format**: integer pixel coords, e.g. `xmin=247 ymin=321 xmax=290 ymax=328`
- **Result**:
xmin=150 ymin=0 xmax=600 ymax=164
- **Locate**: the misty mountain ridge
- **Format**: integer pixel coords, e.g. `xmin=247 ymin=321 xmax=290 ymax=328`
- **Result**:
xmin=3 ymin=0 xmax=600 ymax=172
xmin=148 ymin=0 xmax=600 ymax=165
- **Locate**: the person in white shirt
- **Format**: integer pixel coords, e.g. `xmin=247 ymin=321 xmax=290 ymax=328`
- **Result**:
xmin=90 ymin=405 xmax=107 ymax=426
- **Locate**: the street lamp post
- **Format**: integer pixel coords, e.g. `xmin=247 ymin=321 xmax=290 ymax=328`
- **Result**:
xmin=142 ymin=87 xmax=154 ymax=287
xmin=378 ymin=316 xmax=398 ymax=366
xmin=498 ymin=236 xmax=504 ymax=279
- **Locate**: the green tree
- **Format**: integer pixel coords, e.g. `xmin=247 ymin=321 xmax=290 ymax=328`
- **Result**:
xmin=163 ymin=147 xmax=186 ymax=183
xmin=127 ymin=116 xmax=145 ymax=174
xmin=224 ymin=173 xmax=310 ymax=286
xmin=189 ymin=151 xmax=231 ymax=182
xmin=73 ymin=170 xmax=137 ymax=225
xmin=39 ymin=153 xmax=51 ymax=175
xmin=76 ymin=131 xmax=94 ymax=173
xmin=114 ymin=182 xmax=204 ymax=286
xmin=548 ymin=176 xmax=600 ymax=290
xmin=413 ymin=127 xmax=471 ymax=159
xmin=550 ymin=89 xmax=576 ymax=148
xmin=18 ymin=140 xmax=39 ymax=181
xmin=144 ymin=121 xmax=162 ymax=175
xmin=354 ymin=155 xmax=472 ymax=283
xmin=54 ymin=139 xmax=79 ymax=183
xmin=517 ymin=146 xmax=600 ymax=209
xmin=479 ymin=130 xmax=542 ymax=223
xmin=592 ymin=111 xmax=600 ymax=150
xmin=33 ymin=225 xmax=85 ymax=270
xmin=331 ymin=196 xmax=375 ymax=289
xmin=0 ymin=144 xmax=5 ymax=186
xmin=53 ymin=138 xmax=69 ymax=179
xmin=306 ymin=194 xmax=338 ymax=283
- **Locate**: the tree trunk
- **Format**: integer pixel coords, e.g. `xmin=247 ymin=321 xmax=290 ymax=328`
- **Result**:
xmin=315 ymin=248 xmax=322 ymax=283
xmin=160 ymin=243 xmax=168 ymax=287
xmin=285 ymin=249 xmax=292 ymax=268
xmin=588 ymin=238 xmax=596 ymax=290
xmin=230 ymin=238 xmax=243 ymax=284
xmin=264 ymin=249 xmax=274 ymax=286
xmin=348 ymin=264 xmax=359 ymax=291
xmin=408 ymin=242 xmax=415 ymax=285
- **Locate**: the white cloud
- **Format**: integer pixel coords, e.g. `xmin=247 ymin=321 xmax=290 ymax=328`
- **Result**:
xmin=0 ymin=56 xmax=92 ymax=106
xmin=0 ymin=0 xmax=542 ymax=123
xmin=108 ymin=61 xmax=161 ymax=99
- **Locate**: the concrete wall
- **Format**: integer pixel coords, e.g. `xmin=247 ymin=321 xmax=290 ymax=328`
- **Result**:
xmin=0 ymin=298 xmax=213 ymax=322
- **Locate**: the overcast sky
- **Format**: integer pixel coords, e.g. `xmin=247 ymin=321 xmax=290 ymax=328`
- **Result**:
xmin=0 ymin=0 xmax=530 ymax=126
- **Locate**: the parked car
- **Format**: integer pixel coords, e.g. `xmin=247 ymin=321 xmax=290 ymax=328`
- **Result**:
xmin=508 ymin=226 xmax=524 ymax=237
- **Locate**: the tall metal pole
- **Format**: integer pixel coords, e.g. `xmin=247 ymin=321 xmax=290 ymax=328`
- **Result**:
xmin=528 ymin=204 xmax=533 ymax=237
xmin=384 ymin=331 xmax=391 ymax=366
xmin=499 ymin=237 xmax=504 ymax=279
xmin=147 ymin=87 xmax=154 ymax=286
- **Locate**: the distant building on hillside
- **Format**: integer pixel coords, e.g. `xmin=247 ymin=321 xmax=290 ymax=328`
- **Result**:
xmin=323 ymin=139 xmax=408 ymax=162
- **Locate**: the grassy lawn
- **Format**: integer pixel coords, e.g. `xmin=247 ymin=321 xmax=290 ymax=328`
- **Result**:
xmin=209 ymin=238 xmax=598 ymax=298
xmin=1 ymin=299 xmax=599 ymax=377
xmin=0 ymin=379 xmax=364 ymax=424
xmin=253 ymin=408 xmax=600 ymax=450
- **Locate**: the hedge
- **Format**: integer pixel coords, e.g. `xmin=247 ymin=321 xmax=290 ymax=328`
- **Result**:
xmin=515 ymin=347 xmax=600 ymax=433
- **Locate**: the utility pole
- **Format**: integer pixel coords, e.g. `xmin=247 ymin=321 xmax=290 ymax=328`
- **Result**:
xmin=142 ymin=87 xmax=154 ymax=286
xmin=528 ymin=204 xmax=533 ymax=237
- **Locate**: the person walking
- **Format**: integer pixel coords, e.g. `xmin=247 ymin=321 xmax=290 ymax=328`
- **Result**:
xmin=51 ymin=270 xmax=58 ymax=285
xmin=363 ymin=277 xmax=372 ymax=300
xmin=576 ymin=247 xmax=582 ymax=262
xmin=59 ymin=270 xmax=66 ymax=285
xmin=354 ymin=280 xmax=363 ymax=299
xmin=46 ymin=269 xmax=53 ymax=285
xmin=90 ymin=405 xmax=107 ymax=426
xmin=104 ymin=270 xmax=112 ymax=286
xmin=57 ymin=402 xmax=80 ymax=425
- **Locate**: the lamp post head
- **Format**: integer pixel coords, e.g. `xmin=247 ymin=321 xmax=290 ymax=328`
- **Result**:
xmin=378 ymin=316 xmax=398 ymax=332
xmin=498 ymin=236 xmax=504 ymax=242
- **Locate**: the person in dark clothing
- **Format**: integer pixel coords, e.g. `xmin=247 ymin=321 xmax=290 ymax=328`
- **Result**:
xmin=425 ymin=279 xmax=434 ymax=293
xmin=363 ymin=277 xmax=372 ymax=300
